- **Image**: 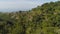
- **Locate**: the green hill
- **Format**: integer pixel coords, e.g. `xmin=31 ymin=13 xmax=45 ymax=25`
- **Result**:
xmin=0 ymin=1 xmax=60 ymax=34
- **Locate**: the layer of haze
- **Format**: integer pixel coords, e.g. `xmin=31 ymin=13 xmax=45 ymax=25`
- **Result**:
xmin=0 ymin=0 xmax=58 ymax=12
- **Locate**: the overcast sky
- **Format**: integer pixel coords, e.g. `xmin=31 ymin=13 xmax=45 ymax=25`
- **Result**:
xmin=0 ymin=0 xmax=58 ymax=12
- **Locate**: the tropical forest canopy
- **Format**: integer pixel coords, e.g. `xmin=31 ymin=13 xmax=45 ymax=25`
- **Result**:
xmin=0 ymin=1 xmax=60 ymax=34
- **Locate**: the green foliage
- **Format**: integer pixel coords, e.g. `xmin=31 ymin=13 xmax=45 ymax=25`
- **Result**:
xmin=0 ymin=1 xmax=60 ymax=34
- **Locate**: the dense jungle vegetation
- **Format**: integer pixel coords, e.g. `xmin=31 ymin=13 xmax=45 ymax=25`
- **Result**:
xmin=0 ymin=1 xmax=60 ymax=34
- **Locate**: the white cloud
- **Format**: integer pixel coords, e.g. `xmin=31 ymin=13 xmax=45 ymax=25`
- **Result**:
xmin=0 ymin=0 xmax=40 ymax=10
xmin=0 ymin=0 xmax=58 ymax=12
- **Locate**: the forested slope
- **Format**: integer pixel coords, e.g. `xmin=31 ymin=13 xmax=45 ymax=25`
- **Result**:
xmin=0 ymin=1 xmax=60 ymax=34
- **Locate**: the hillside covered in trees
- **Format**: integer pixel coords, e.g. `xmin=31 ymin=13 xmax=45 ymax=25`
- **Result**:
xmin=0 ymin=1 xmax=60 ymax=34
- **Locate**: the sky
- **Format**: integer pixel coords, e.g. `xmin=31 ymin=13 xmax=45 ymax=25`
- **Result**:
xmin=0 ymin=0 xmax=58 ymax=12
